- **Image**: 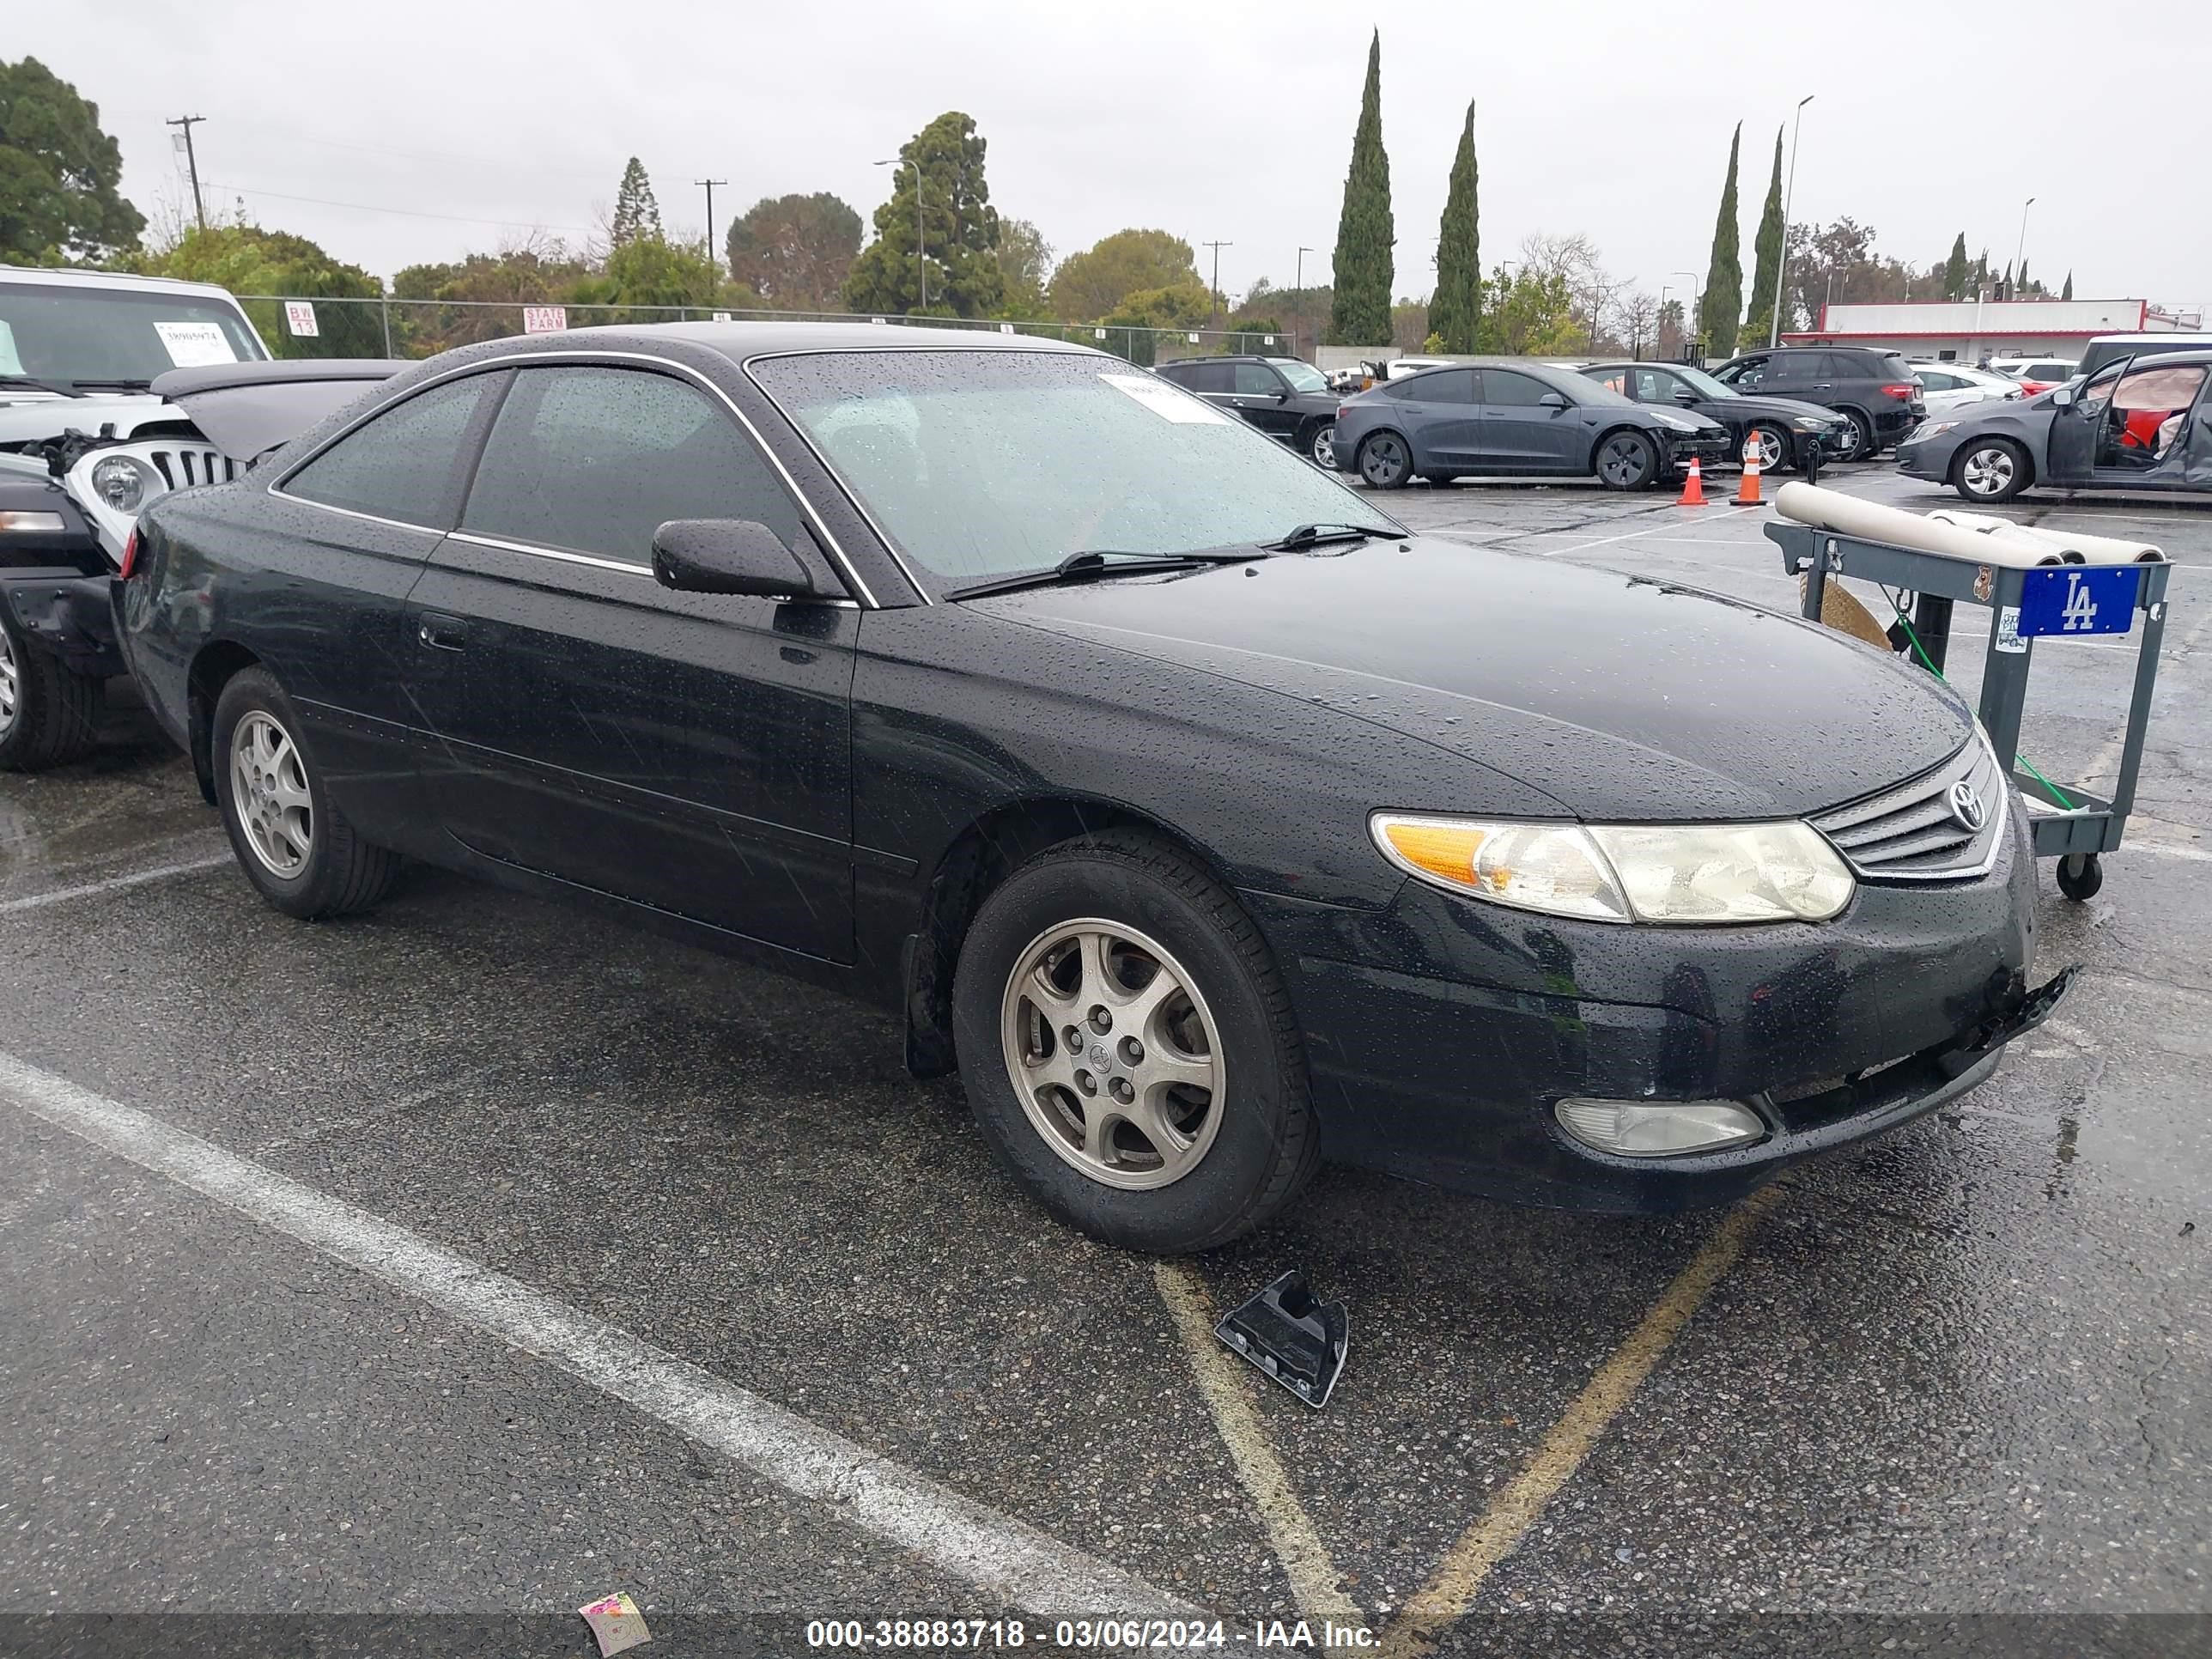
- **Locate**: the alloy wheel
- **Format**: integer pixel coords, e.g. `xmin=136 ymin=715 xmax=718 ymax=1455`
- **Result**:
xmin=0 ymin=623 xmax=16 ymax=736
xmin=1311 ymin=423 xmax=1339 ymax=468
xmin=1961 ymin=446 xmax=2015 ymax=498
xmin=1752 ymin=426 xmax=1786 ymax=470
xmin=1598 ymin=434 xmax=1653 ymax=488
xmin=1828 ymin=421 xmax=1863 ymax=461
xmin=230 ymin=710 xmax=314 ymax=878
xmin=998 ymin=919 xmax=1225 ymax=1191
xmin=1358 ymin=434 xmax=1407 ymax=487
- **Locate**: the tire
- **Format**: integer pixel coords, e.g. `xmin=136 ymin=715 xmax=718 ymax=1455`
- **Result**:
xmin=1356 ymin=430 xmax=1412 ymax=489
xmin=1595 ymin=429 xmax=1659 ymax=490
xmin=0 ymin=605 xmax=103 ymax=772
xmin=951 ymin=831 xmax=1320 ymax=1254
xmin=1953 ymin=437 xmax=2030 ymax=503
xmin=1836 ymin=410 xmax=1875 ymax=462
xmin=1303 ymin=421 xmax=1340 ymax=470
xmin=212 ymin=665 xmax=399 ymax=920
xmin=2056 ymin=854 xmax=2102 ymax=901
xmin=1745 ymin=422 xmax=1793 ymax=474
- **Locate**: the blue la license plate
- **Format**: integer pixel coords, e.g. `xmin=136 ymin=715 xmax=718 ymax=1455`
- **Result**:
xmin=2014 ymin=566 xmax=2140 ymax=639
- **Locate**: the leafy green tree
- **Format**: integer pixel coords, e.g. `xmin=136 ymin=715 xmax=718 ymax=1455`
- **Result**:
xmin=725 ymin=191 xmax=860 ymax=311
xmin=1942 ymin=234 xmax=1969 ymax=301
xmin=1428 ymin=101 xmax=1480 ymax=353
xmin=2062 ymin=270 xmax=2073 ymax=301
xmin=592 ymin=234 xmax=720 ymax=314
xmin=1095 ymin=282 xmax=1212 ymax=365
xmin=993 ymin=217 xmax=1053 ymax=318
xmin=1698 ymin=124 xmax=1742 ymax=359
xmin=1048 ymin=228 xmax=1197 ymax=322
xmin=609 ymin=157 xmax=661 ymax=247
xmin=1328 ymin=30 xmax=1394 ymax=345
xmin=0 ymin=57 xmax=144 ymax=263
xmin=391 ymin=240 xmax=592 ymax=354
xmin=134 ymin=222 xmax=382 ymax=357
xmin=2017 ymin=258 xmax=2031 ymax=295
xmin=842 ymin=111 xmax=1003 ymax=318
xmin=1743 ymin=127 xmax=1784 ymax=345
xmin=1476 ymin=264 xmax=1583 ymax=356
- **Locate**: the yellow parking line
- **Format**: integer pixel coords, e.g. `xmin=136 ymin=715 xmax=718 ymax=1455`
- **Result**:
xmin=1377 ymin=1183 xmax=1787 ymax=1656
xmin=1152 ymin=1262 xmax=1363 ymax=1626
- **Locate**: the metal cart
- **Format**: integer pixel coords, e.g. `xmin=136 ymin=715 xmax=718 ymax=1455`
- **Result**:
xmin=1767 ymin=520 xmax=2172 ymax=901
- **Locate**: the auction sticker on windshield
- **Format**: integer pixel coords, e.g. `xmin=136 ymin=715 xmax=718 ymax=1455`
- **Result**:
xmin=153 ymin=320 xmax=238 ymax=367
xmin=1100 ymin=372 xmax=1231 ymax=424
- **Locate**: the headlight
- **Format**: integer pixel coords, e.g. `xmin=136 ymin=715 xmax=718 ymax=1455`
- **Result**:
xmin=89 ymin=455 xmax=157 ymax=514
xmin=1650 ymin=411 xmax=1702 ymax=434
xmin=1370 ymin=814 xmax=1854 ymax=925
xmin=1791 ymin=416 xmax=1828 ymax=432
xmin=1911 ymin=421 xmax=1958 ymax=442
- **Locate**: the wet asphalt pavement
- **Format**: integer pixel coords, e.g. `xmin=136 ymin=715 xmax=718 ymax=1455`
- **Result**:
xmin=0 ymin=464 xmax=2205 ymax=1656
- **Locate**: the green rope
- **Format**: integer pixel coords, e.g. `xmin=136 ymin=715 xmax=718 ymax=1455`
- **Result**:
xmin=1880 ymin=592 xmax=2076 ymax=811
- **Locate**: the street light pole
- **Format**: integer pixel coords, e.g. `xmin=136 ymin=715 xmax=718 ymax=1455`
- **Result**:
xmin=1771 ymin=94 xmax=1814 ymax=347
xmin=2014 ymin=197 xmax=2036 ymax=294
xmin=1296 ymin=246 xmax=1314 ymax=358
xmin=874 ymin=158 xmax=927 ymax=313
xmin=696 ymin=177 xmax=727 ymax=277
xmin=1672 ymin=270 xmax=1700 ymax=358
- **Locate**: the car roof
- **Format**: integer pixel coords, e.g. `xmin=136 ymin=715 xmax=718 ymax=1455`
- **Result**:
xmin=2086 ymin=333 xmax=2197 ymax=345
xmin=0 ymin=262 xmax=246 ymax=303
xmin=550 ymin=319 xmax=1102 ymax=364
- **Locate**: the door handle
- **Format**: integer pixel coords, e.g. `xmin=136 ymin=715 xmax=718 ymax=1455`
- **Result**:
xmin=416 ymin=612 xmax=469 ymax=652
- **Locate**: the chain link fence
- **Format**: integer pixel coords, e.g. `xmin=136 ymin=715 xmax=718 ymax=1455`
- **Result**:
xmin=235 ymin=295 xmax=1296 ymax=369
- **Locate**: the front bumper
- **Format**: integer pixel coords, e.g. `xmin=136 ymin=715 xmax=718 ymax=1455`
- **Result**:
xmin=0 ymin=569 xmax=124 ymax=678
xmin=1894 ymin=429 xmax=1963 ymax=483
xmin=1247 ymin=800 xmax=2045 ymax=1212
xmin=1667 ymin=432 xmax=1730 ymax=469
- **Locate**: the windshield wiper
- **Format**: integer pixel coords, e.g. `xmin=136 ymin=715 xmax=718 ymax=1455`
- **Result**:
xmin=67 ymin=377 xmax=155 ymax=392
xmin=947 ymin=547 xmax=1262 ymax=601
xmin=0 ymin=374 xmax=83 ymax=398
xmin=1267 ymin=521 xmax=1401 ymax=551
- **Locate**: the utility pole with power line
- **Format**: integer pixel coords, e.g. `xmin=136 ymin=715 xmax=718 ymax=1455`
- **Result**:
xmin=167 ymin=114 xmax=208 ymax=233
xmin=696 ymin=178 xmax=728 ymax=277
xmin=1201 ymin=240 xmax=1232 ymax=326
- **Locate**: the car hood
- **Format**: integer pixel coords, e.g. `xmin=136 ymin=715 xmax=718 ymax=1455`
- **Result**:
xmin=1715 ymin=393 xmax=1847 ymax=425
xmin=0 ymin=391 xmax=172 ymax=447
xmin=968 ymin=537 xmax=1970 ymax=821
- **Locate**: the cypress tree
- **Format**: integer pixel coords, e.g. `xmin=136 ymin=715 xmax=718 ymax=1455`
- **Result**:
xmin=1743 ymin=128 xmax=1785 ymax=345
xmin=1698 ymin=124 xmax=1742 ymax=359
xmin=1942 ymin=234 xmax=1968 ymax=301
xmin=610 ymin=158 xmax=661 ymax=247
xmin=2062 ymin=270 xmax=2074 ymax=301
xmin=1328 ymin=31 xmax=1394 ymax=346
xmin=1429 ymin=101 xmax=1480 ymax=353
xmin=2018 ymin=258 xmax=2031 ymax=295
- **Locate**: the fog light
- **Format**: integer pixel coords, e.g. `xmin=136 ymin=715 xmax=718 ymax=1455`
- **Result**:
xmin=1554 ymin=1098 xmax=1765 ymax=1158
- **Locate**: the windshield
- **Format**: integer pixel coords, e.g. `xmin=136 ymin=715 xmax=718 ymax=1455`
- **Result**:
xmin=0 ymin=282 xmax=267 ymax=391
xmin=1272 ymin=359 xmax=1330 ymax=393
xmin=750 ymin=349 xmax=1395 ymax=589
xmin=1671 ymin=364 xmax=1737 ymax=399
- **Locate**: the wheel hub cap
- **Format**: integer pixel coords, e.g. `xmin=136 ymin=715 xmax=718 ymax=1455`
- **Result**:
xmin=999 ymin=919 xmax=1225 ymax=1191
xmin=229 ymin=710 xmax=314 ymax=878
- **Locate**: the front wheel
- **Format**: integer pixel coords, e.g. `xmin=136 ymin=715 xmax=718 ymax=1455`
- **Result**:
xmin=1746 ymin=422 xmax=1792 ymax=474
xmin=951 ymin=832 xmax=1320 ymax=1254
xmin=213 ymin=666 xmax=401 ymax=919
xmin=1356 ymin=431 xmax=1411 ymax=489
xmin=1595 ymin=430 xmax=1659 ymax=490
xmin=1954 ymin=438 xmax=2030 ymax=503
xmin=0 ymin=605 xmax=103 ymax=772
xmin=1304 ymin=421 xmax=1339 ymax=469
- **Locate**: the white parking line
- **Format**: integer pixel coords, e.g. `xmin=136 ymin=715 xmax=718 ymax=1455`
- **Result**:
xmin=0 ymin=1051 xmax=1201 ymax=1621
xmin=0 ymin=854 xmax=233 ymax=916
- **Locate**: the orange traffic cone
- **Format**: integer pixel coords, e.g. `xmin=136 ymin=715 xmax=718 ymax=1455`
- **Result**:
xmin=1735 ymin=437 xmax=1764 ymax=505
xmin=1676 ymin=457 xmax=1706 ymax=507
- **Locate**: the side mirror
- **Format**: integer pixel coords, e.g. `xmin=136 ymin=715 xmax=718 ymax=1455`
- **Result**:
xmin=652 ymin=519 xmax=828 ymax=600
xmin=1538 ymin=391 xmax=1571 ymax=410
xmin=2049 ymin=385 xmax=2077 ymax=409
xmin=1275 ymin=389 xmax=1292 ymax=403
xmin=1672 ymin=387 xmax=1699 ymax=405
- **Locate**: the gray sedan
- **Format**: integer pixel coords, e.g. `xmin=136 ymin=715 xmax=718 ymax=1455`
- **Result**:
xmin=1331 ymin=359 xmax=1728 ymax=491
xmin=1898 ymin=348 xmax=2212 ymax=501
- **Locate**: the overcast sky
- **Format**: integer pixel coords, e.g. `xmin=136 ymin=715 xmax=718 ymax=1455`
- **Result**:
xmin=22 ymin=2 xmax=2210 ymax=317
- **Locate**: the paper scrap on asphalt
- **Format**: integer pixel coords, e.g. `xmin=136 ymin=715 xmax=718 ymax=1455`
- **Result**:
xmin=579 ymin=1590 xmax=653 ymax=1655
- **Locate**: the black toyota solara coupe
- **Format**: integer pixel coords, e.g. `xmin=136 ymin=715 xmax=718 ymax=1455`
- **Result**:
xmin=118 ymin=323 xmax=2065 ymax=1253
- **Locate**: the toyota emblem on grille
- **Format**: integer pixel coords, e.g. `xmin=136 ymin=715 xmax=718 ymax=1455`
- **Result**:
xmin=1947 ymin=779 xmax=1988 ymax=831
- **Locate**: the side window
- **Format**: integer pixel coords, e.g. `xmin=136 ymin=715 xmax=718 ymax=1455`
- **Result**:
xmin=461 ymin=366 xmax=804 ymax=566
xmin=282 ymin=375 xmax=493 ymax=526
xmin=1917 ymin=370 xmax=1959 ymax=391
xmin=2077 ymin=359 xmax=2130 ymax=413
xmin=1721 ymin=357 xmax=1765 ymax=389
xmin=1231 ymin=362 xmax=1283 ymax=396
xmin=1178 ymin=362 xmax=1232 ymax=394
xmin=1591 ymin=369 xmax=1628 ymax=396
xmin=1411 ymin=369 xmax=1477 ymax=404
xmin=1483 ymin=370 xmax=1553 ymax=407
xmin=1632 ymin=368 xmax=1674 ymax=402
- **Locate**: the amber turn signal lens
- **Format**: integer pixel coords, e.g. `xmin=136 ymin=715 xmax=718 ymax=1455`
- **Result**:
xmin=1378 ymin=818 xmax=1486 ymax=884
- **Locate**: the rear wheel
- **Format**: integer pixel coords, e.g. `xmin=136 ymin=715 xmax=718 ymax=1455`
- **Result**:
xmin=1954 ymin=437 xmax=2030 ymax=503
xmin=1595 ymin=429 xmax=1659 ymax=490
xmin=952 ymin=832 xmax=1319 ymax=1254
xmin=213 ymin=666 xmax=400 ymax=919
xmin=1357 ymin=431 xmax=1412 ymax=489
xmin=1304 ymin=421 xmax=1339 ymax=469
xmin=0 ymin=606 xmax=103 ymax=772
xmin=1838 ymin=410 xmax=1876 ymax=461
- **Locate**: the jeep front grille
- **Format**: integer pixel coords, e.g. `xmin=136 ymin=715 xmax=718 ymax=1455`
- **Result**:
xmin=144 ymin=446 xmax=237 ymax=490
xmin=1811 ymin=734 xmax=2007 ymax=880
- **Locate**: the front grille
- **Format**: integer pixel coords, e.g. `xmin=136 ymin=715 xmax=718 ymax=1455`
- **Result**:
xmin=144 ymin=446 xmax=237 ymax=490
xmin=1811 ymin=735 xmax=2006 ymax=880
